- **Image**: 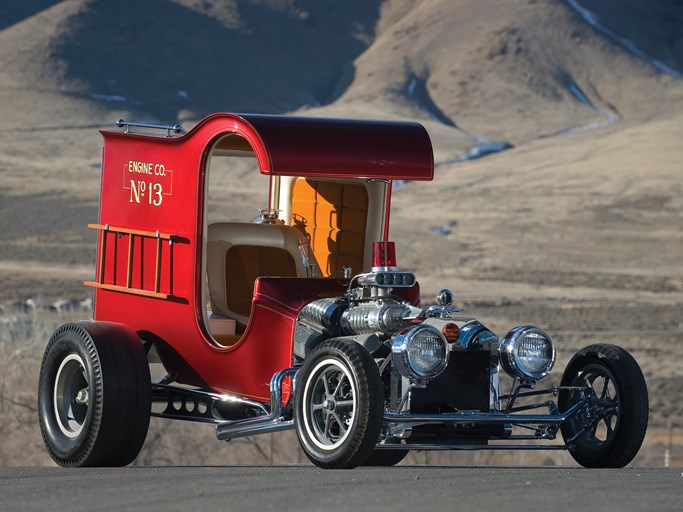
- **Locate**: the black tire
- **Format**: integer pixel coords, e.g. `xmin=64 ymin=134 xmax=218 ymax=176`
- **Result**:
xmin=38 ymin=322 xmax=151 ymax=467
xmin=558 ymin=343 xmax=648 ymax=468
xmin=294 ymin=339 xmax=384 ymax=469
xmin=362 ymin=449 xmax=408 ymax=466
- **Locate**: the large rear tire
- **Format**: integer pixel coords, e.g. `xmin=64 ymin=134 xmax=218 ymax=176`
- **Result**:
xmin=294 ymin=340 xmax=384 ymax=469
xmin=38 ymin=322 xmax=151 ymax=467
xmin=559 ymin=343 xmax=648 ymax=468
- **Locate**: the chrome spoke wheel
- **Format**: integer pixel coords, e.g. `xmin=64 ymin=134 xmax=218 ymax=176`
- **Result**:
xmin=304 ymin=360 xmax=357 ymax=450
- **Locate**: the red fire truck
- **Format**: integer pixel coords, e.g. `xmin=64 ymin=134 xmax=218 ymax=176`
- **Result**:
xmin=38 ymin=113 xmax=648 ymax=469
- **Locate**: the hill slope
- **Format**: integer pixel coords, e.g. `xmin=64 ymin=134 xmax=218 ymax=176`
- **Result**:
xmin=312 ymin=0 xmax=683 ymax=159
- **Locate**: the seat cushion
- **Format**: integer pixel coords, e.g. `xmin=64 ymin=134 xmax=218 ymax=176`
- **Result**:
xmin=224 ymin=245 xmax=297 ymax=317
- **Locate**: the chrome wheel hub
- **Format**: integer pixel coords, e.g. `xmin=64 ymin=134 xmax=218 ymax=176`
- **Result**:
xmin=75 ymin=388 xmax=89 ymax=406
xmin=53 ymin=354 xmax=89 ymax=438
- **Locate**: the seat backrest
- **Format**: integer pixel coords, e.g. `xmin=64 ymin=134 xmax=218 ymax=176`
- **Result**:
xmin=290 ymin=178 xmax=369 ymax=277
xmin=207 ymin=222 xmax=311 ymax=325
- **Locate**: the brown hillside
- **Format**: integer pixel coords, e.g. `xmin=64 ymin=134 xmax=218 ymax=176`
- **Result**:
xmin=0 ymin=0 xmax=381 ymax=125
xmin=318 ymin=0 xmax=683 ymax=152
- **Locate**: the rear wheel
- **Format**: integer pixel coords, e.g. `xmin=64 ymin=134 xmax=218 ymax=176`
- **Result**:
xmin=38 ymin=322 xmax=151 ymax=467
xmin=295 ymin=340 xmax=384 ymax=469
xmin=559 ymin=344 xmax=648 ymax=468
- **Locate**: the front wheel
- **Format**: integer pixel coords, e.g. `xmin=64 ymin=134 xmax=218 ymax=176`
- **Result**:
xmin=559 ymin=343 xmax=648 ymax=468
xmin=38 ymin=322 xmax=151 ymax=467
xmin=294 ymin=340 xmax=384 ymax=469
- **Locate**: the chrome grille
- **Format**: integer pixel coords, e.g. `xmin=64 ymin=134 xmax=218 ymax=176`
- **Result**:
xmin=410 ymin=351 xmax=490 ymax=413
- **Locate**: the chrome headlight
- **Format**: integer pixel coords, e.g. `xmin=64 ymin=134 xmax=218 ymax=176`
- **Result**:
xmin=392 ymin=324 xmax=449 ymax=381
xmin=499 ymin=326 xmax=555 ymax=382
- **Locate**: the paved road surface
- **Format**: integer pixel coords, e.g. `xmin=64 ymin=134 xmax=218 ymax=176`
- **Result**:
xmin=1 ymin=466 xmax=681 ymax=512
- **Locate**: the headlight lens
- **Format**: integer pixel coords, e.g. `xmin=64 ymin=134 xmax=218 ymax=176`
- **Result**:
xmin=393 ymin=324 xmax=449 ymax=381
xmin=500 ymin=326 xmax=555 ymax=381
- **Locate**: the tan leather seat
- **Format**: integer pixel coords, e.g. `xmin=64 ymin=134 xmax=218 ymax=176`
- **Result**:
xmin=207 ymin=223 xmax=313 ymax=327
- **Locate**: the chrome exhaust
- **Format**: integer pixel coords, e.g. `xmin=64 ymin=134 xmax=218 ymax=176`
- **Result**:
xmin=216 ymin=367 xmax=298 ymax=441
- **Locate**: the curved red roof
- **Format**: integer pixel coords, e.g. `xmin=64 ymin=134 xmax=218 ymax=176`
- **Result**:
xmin=235 ymin=113 xmax=434 ymax=181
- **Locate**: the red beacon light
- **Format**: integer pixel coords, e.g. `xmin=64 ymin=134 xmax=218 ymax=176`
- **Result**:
xmin=372 ymin=241 xmax=398 ymax=271
xmin=359 ymin=241 xmax=414 ymax=288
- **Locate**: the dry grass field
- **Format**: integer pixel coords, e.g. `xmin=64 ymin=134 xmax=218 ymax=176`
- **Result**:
xmin=1 ymin=0 xmax=682 ymax=466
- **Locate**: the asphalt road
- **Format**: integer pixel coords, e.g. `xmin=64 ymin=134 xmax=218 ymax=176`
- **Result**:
xmin=1 ymin=466 xmax=682 ymax=512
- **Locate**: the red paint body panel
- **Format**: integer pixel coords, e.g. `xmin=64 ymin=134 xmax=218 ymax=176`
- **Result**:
xmin=92 ymin=113 xmax=433 ymax=401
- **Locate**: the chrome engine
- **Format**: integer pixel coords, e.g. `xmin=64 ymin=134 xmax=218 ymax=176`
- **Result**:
xmin=298 ymin=296 xmax=413 ymax=337
xmin=293 ymin=272 xmax=418 ymax=358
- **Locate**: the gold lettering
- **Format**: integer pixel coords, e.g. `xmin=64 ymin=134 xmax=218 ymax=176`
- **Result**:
xmin=128 ymin=161 xmax=153 ymax=174
xmin=129 ymin=180 xmax=146 ymax=203
xmin=151 ymin=182 xmax=163 ymax=206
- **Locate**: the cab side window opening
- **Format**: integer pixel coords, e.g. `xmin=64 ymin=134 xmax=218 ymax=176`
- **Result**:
xmin=203 ymin=134 xmax=268 ymax=346
xmin=203 ymin=135 xmax=311 ymax=347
